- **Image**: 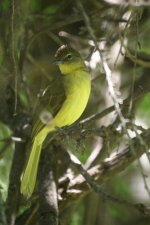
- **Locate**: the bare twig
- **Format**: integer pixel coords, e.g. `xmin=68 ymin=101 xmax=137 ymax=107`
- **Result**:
xmin=59 ymin=128 xmax=150 ymax=214
xmin=69 ymin=152 xmax=150 ymax=215
xmin=76 ymin=2 xmax=150 ymax=197
xmin=76 ymin=0 xmax=126 ymax=128
xmin=18 ymin=129 xmax=150 ymax=219
xmin=81 ymin=81 xmax=150 ymax=127
xmin=10 ymin=0 xmax=18 ymax=114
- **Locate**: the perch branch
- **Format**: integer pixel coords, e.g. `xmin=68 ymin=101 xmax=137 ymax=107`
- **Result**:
xmin=59 ymin=128 xmax=150 ymax=214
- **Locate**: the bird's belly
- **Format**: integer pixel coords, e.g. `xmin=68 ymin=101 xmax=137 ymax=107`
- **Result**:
xmin=59 ymin=92 xmax=88 ymax=125
xmin=48 ymin=78 xmax=90 ymax=129
xmin=52 ymin=90 xmax=89 ymax=127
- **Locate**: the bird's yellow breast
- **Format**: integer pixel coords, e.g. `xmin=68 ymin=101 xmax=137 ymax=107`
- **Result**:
xmin=44 ymin=69 xmax=91 ymax=133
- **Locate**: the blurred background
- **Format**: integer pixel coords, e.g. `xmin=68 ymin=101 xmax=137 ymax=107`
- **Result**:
xmin=0 ymin=0 xmax=150 ymax=225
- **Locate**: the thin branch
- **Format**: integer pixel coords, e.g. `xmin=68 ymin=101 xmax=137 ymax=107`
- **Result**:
xmin=10 ymin=0 xmax=18 ymax=114
xmin=59 ymin=128 xmax=150 ymax=213
xmin=18 ymin=128 xmax=150 ymax=220
xmin=81 ymin=80 xmax=150 ymax=127
xmin=70 ymin=152 xmax=150 ymax=215
xmin=76 ymin=0 xmax=126 ymax=128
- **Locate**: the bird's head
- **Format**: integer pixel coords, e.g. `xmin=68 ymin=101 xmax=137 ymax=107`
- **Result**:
xmin=53 ymin=45 xmax=86 ymax=75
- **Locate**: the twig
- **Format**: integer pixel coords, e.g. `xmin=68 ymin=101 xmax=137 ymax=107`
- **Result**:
xmin=76 ymin=2 xmax=150 ymax=197
xmin=114 ymin=13 xmax=132 ymax=67
xmin=81 ymin=80 xmax=150 ymax=127
xmin=10 ymin=0 xmax=18 ymax=114
xmin=19 ymin=129 xmax=150 ymax=217
xmin=132 ymin=125 xmax=150 ymax=196
xmin=69 ymin=152 xmax=150 ymax=215
xmin=76 ymin=0 xmax=131 ymax=132
xmin=129 ymin=10 xmax=139 ymax=114
xmin=59 ymin=128 xmax=150 ymax=213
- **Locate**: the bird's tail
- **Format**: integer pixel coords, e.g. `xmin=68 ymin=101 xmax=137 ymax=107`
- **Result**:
xmin=20 ymin=131 xmax=46 ymax=197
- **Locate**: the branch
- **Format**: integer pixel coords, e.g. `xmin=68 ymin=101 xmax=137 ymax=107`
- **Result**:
xmin=5 ymin=142 xmax=27 ymax=225
xmin=80 ymin=80 xmax=150 ymax=127
xmin=17 ymin=128 xmax=150 ymax=221
xmin=70 ymin=153 xmax=150 ymax=216
xmin=59 ymin=128 xmax=150 ymax=212
xmin=38 ymin=144 xmax=59 ymax=225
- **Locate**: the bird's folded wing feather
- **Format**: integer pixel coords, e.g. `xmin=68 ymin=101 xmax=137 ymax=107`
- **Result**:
xmin=32 ymin=74 xmax=66 ymax=137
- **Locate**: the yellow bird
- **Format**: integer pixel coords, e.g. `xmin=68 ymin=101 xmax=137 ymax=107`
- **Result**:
xmin=21 ymin=45 xmax=91 ymax=197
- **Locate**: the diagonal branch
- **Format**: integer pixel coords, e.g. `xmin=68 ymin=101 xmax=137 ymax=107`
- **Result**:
xmin=59 ymin=128 xmax=150 ymax=211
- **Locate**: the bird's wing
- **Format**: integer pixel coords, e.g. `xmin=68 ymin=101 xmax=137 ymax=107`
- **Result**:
xmin=32 ymin=74 xmax=66 ymax=137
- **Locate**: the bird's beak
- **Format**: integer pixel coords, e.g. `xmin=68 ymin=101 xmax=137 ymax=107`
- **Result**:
xmin=52 ymin=60 xmax=63 ymax=65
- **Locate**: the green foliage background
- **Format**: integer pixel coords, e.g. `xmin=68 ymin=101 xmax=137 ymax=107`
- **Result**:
xmin=0 ymin=0 xmax=150 ymax=225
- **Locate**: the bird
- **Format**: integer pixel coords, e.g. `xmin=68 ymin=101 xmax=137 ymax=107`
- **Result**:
xmin=20 ymin=45 xmax=91 ymax=197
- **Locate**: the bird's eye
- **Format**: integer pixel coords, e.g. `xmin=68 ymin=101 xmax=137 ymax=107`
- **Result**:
xmin=67 ymin=54 xmax=72 ymax=60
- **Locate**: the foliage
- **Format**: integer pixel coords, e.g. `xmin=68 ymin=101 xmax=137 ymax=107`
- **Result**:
xmin=0 ymin=0 xmax=150 ymax=225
